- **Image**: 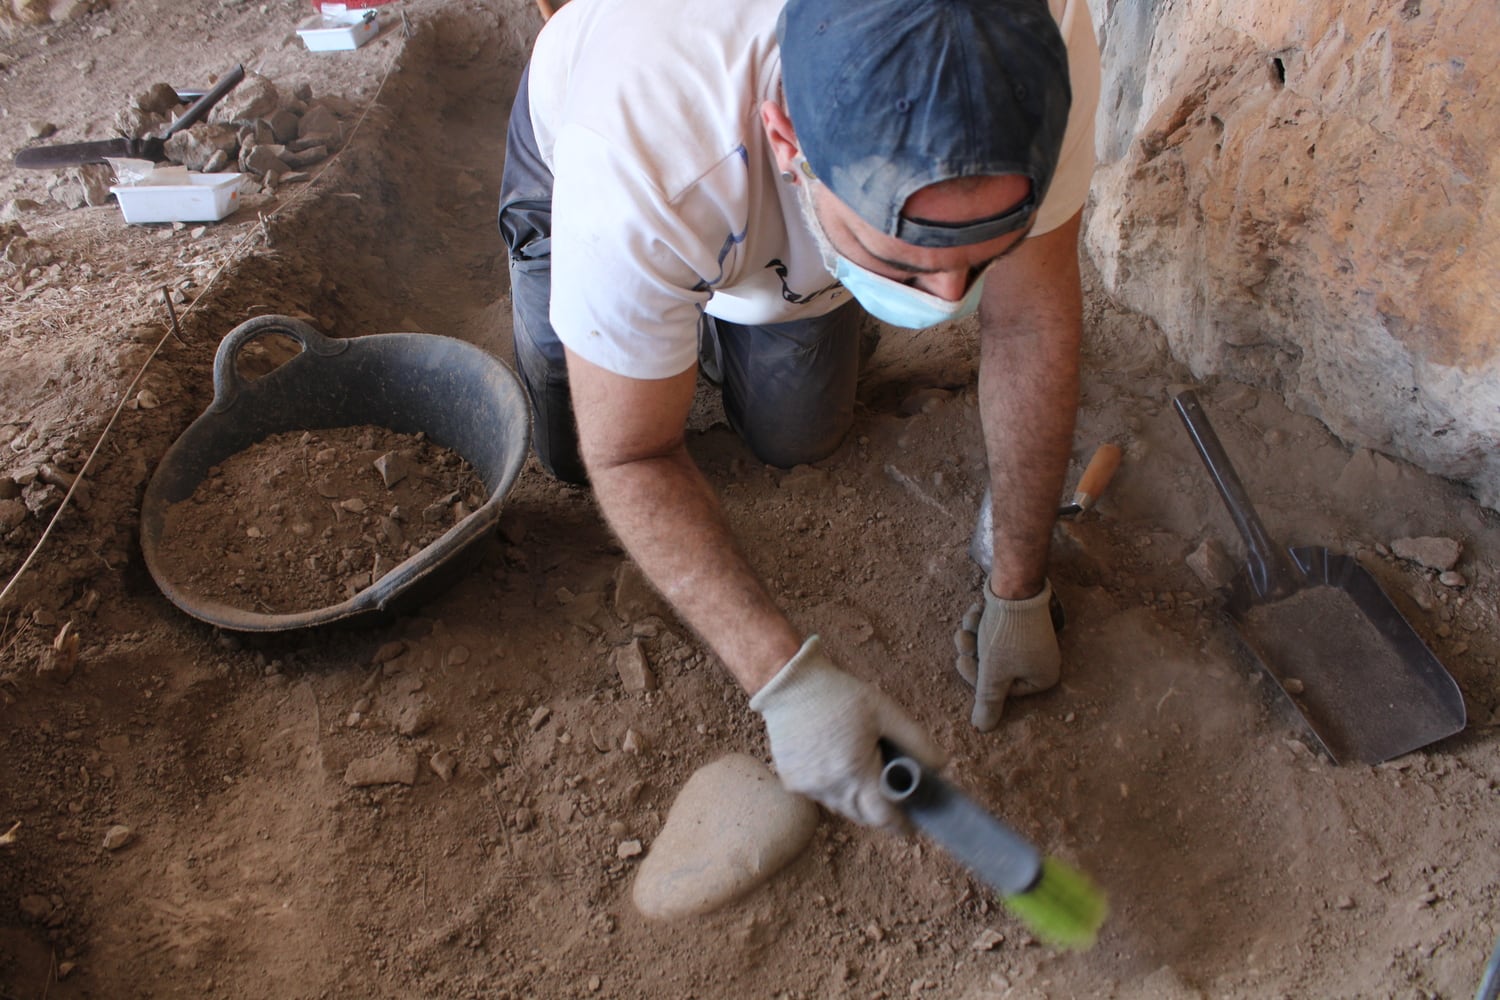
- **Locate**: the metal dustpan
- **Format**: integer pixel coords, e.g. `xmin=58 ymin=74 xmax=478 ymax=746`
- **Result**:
xmin=1173 ymin=390 xmax=1465 ymax=764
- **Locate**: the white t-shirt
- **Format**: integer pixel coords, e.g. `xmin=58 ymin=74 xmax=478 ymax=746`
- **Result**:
xmin=525 ymin=0 xmax=1101 ymax=380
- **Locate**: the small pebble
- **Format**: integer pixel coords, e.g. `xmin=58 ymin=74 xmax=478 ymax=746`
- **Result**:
xmin=374 ymin=452 xmax=410 ymax=487
xmin=371 ymin=640 xmax=406 ymax=665
xmin=613 ymin=639 xmax=656 ymax=692
xmin=971 ymin=928 xmax=1005 ymax=951
xmin=429 ymin=749 xmax=457 ymax=782
xmin=617 ymin=839 xmax=643 ymax=860
xmin=528 ymin=705 xmax=552 ymax=731
xmin=102 ymin=825 xmax=133 ymax=851
xmin=343 ymin=748 xmax=419 ymax=788
xmin=1438 ymin=570 xmax=1466 ymax=588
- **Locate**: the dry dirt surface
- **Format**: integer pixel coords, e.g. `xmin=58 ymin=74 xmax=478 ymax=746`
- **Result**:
xmin=2 ymin=2 xmax=1499 ymax=998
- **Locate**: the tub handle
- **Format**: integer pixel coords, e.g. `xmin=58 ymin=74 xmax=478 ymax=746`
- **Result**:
xmin=209 ymin=314 xmax=350 ymax=414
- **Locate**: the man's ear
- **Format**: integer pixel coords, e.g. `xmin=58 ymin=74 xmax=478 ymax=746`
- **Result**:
xmin=760 ymin=100 xmax=800 ymax=178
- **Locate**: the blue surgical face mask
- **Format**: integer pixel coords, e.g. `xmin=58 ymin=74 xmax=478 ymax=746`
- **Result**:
xmin=793 ymin=155 xmax=987 ymax=330
xmin=832 ymin=256 xmax=986 ymax=330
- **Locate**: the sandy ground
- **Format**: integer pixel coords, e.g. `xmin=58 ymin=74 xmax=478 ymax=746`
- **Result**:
xmin=1 ymin=2 xmax=1498 ymax=998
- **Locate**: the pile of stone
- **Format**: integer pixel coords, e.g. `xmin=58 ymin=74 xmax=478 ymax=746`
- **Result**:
xmin=47 ymin=70 xmax=357 ymax=210
xmin=131 ymin=70 xmax=356 ymax=189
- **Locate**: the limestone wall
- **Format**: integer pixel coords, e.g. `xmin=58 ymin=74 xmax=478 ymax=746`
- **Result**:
xmin=1086 ymin=0 xmax=1498 ymax=508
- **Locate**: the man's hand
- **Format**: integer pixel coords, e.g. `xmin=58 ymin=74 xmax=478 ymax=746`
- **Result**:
xmin=954 ymin=579 xmax=1061 ymax=731
xmin=750 ymin=636 xmax=945 ymax=827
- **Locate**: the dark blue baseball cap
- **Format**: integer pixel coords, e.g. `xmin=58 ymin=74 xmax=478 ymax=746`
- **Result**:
xmin=777 ymin=0 xmax=1072 ymax=249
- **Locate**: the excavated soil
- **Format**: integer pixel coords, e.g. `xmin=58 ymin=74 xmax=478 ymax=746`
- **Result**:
xmin=155 ymin=425 xmax=485 ymax=614
xmin=1 ymin=2 xmax=1498 ymax=998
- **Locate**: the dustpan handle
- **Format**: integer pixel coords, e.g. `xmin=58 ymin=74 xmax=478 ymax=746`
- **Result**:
xmin=1172 ymin=390 xmax=1303 ymax=600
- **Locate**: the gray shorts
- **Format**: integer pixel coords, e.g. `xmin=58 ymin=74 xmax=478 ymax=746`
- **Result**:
xmin=498 ymin=66 xmax=865 ymax=485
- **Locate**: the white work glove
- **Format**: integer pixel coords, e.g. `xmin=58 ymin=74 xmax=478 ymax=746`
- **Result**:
xmin=954 ymin=579 xmax=1061 ymax=731
xmin=750 ymin=636 xmax=946 ymax=828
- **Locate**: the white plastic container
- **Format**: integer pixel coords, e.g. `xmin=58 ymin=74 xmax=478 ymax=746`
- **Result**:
xmin=296 ymin=12 xmax=380 ymax=51
xmin=110 ymin=172 xmax=244 ymax=225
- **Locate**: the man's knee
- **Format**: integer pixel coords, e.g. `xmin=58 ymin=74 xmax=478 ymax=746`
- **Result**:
xmin=739 ymin=415 xmax=851 ymax=470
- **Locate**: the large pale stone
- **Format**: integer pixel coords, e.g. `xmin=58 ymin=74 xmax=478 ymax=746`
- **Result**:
xmin=1087 ymin=0 xmax=1500 ymax=510
xmin=631 ymin=754 xmax=818 ymax=921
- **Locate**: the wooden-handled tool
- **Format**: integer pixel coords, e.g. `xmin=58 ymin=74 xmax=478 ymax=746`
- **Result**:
xmin=1058 ymin=443 xmax=1122 ymax=516
xmin=968 ymin=443 xmax=1124 ymax=575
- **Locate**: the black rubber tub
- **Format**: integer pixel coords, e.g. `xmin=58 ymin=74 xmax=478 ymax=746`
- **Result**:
xmin=139 ymin=314 xmax=532 ymax=632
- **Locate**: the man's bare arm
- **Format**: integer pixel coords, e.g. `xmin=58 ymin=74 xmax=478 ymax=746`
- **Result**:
xmin=978 ymin=209 xmax=1084 ymax=600
xmin=564 ymin=348 xmax=800 ymax=694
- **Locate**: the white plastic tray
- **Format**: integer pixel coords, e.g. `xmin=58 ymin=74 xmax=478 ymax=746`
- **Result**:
xmin=297 ymin=12 xmax=380 ymax=51
xmin=110 ymin=172 xmax=244 ymax=224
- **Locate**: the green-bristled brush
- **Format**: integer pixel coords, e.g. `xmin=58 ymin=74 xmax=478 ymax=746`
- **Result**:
xmin=878 ymin=741 xmax=1108 ymax=950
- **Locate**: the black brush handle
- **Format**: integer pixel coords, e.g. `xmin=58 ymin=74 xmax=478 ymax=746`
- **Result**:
xmin=877 ymin=739 xmax=1042 ymax=897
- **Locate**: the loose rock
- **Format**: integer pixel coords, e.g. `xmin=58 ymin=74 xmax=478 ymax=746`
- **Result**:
xmin=133 ymin=82 xmax=181 ymax=114
xmin=78 ymin=164 xmax=114 ymax=207
xmin=371 ymin=639 xmax=406 ymax=665
xmin=102 ymin=825 xmax=133 ymax=850
xmin=164 ymin=123 xmax=239 ymax=170
xmin=0 ymin=498 xmax=28 ymax=532
xmin=266 ymin=107 xmax=301 ymax=144
xmin=298 ymin=104 xmax=340 ymax=140
xmin=344 ymin=747 xmax=420 ymax=787
xmin=1390 ymin=536 xmax=1461 ymax=572
xmin=374 ymin=451 xmax=410 ymax=487
xmin=632 ymin=754 xmax=819 ymax=920
xmin=1186 ymin=537 xmax=1238 ymax=590
xmin=971 ymin=928 xmax=1005 ymax=951
xmin=214 ymin=72 xmax=280 ymax=122
xmin=393 ymin=695 xmax=436 ymax=737
xmin=613 ymin=639 xmax=656 ymax=692
xmin=242 ymin=143 xmax=289 ymax=177
xmin=38 ymin=622 xmax=78 ymax=683
xmin=429 ymin=749 xmax=457 ymax=782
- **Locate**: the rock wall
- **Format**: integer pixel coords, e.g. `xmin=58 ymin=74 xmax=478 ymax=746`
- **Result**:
xmin=1086 ymin=0 xmax=1499 ymax=509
